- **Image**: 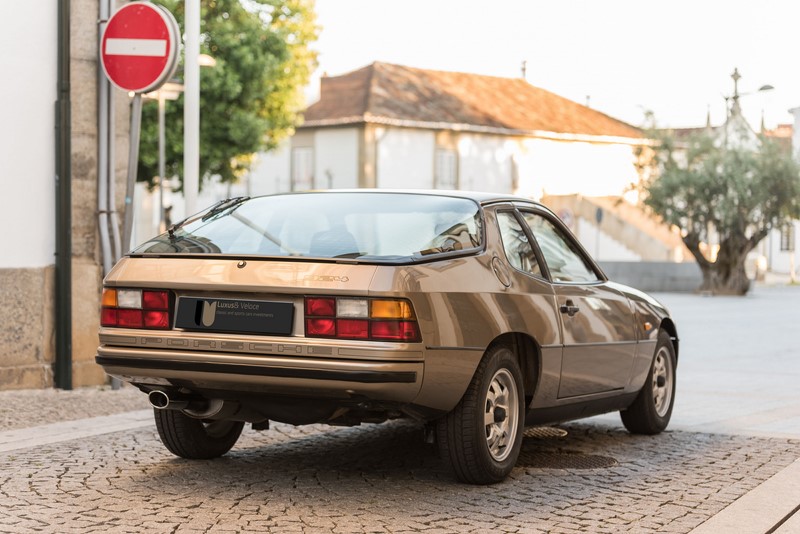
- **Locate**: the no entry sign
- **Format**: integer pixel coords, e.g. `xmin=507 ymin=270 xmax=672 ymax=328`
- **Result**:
xmin=101 ymin=2 xmax=180 ymax=93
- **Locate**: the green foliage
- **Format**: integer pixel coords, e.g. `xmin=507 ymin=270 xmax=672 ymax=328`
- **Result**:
xmin=640 ymin=117 xmax=800 ymax=294
xmin=137 ymin=0 xmax=318 ymax=189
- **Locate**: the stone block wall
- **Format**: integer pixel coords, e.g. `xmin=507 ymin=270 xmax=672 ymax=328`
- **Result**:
xmin=0 ymin=268 xmax=55 ymax=389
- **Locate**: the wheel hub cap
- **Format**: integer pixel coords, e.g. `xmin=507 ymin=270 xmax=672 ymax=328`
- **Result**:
xmin=484 ymin=368 xmax=519 ymax=462
xmin=652 ymin=346 xmax=673 ymax=417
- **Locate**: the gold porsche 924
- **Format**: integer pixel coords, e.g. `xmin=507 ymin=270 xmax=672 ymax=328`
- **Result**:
xmin=96 ymin=190 xmax=678 ymax=484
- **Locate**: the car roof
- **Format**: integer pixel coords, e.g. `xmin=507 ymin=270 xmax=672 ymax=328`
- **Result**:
xmin=271 ymin=189 xmax=543 ymax=208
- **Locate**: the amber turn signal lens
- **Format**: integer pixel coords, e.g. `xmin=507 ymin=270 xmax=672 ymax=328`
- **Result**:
xmin=371 ymin=300 xmax=414 ymax=319
xmin=101 ymin=288 xmax=117 ymax=307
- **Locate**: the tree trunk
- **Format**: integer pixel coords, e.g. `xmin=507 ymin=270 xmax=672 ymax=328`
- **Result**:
xmin=697 ymin=260 xmax=750 ymax=295
xmin=683 ymin=233 xmax=753 ymax=296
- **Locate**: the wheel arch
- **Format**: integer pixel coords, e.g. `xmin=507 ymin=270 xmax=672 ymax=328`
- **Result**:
xmin=486 ymin=332 xmax=541 ymax=408
xmin=659 ymin=318 xmax=679 ymax=360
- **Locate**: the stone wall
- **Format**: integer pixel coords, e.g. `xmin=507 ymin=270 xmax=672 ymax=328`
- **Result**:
xmin=0 ymin=268 xmax=55 ymax=389
xmin=70 ymin=0 xmax=103 ymax=388
xmin=600 ymin=261 xmax=703 ymax=293
xmin=69 ymin=0 xmax=131 ymax=387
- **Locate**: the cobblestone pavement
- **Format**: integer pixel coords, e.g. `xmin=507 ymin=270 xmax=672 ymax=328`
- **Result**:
xmin=1 ymin=400 xmax=799 ymax=533
xmin=2 ymin=285 xmax=799 ymax=532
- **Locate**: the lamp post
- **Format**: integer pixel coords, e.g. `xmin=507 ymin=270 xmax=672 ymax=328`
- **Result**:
xmin=721 ymin=68 xmax=774 ymax=148
xmin=724 ymin=68 xmax=774 ymax=122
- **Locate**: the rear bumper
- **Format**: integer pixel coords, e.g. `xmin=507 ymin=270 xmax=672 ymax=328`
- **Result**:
xmin=95 ymin=345 xmax=424 ymax=403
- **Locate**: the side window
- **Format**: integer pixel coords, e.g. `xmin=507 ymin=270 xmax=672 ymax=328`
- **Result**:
xmin=496 ymin=211 xmax=541 ymax=277
xmin=521 ymin=211 xmax=599 ymax=283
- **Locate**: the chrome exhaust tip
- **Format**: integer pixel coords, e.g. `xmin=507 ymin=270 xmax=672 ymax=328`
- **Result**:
xmin=148 ymin=390 xmax=171 ymax=410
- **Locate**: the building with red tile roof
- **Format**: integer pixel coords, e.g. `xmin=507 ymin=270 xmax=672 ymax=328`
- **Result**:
xmin=302 ymin=62 xmax=642 ymax=141
xmin=281 ymin=62 xmax=646 ymax=199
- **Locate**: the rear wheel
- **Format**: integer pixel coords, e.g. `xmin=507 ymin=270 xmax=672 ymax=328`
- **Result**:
xmin=620 ymin=330 xmax=676 ymax=434
xmin=154 ymin=409 xmax=244 ymax=459
xmin=437 ymin=344 xmax=525 ymax=484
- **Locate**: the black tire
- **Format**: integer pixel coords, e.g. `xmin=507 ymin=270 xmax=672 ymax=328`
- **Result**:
xmin=620 ymin=330 xmax=676 ymax=434
xmin=437 ymin=344 xmax=525 ymax=484
xmin=153 ymin=408 xmax=244 ymax=459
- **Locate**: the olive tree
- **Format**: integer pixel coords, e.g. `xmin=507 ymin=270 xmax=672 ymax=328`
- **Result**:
xmin=640 ymin=126 xmax=800 ymax=295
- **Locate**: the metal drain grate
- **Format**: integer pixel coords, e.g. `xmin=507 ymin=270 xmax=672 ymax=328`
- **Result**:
xmin=517 ymin=450 xmax=618 ymax=469
xmin=524 ymin=426 xmax=568 ymax=439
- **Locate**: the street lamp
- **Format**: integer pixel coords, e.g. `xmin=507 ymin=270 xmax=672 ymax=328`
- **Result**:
xmin=724 ymin=67 xmax=774 ymax=124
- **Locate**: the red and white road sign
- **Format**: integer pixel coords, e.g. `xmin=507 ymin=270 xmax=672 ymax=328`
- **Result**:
xmin=101 ymin=2 xmax=180 ymax=93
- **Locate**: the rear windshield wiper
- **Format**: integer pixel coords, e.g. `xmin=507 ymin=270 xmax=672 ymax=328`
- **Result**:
xmin=167 ymin=196 xmax=250 ymax=238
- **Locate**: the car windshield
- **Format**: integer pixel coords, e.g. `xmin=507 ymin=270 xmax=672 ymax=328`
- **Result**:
xmin=131 ymin=192 xmax=483 ymax=262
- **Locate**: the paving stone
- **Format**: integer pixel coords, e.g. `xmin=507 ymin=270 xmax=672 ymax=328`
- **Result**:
xmin=1 ymin=385 xmax=800 ymax=533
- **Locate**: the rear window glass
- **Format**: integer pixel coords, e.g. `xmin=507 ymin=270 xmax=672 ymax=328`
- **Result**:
xmin=132 ymin=192 xmax=483 ymax=262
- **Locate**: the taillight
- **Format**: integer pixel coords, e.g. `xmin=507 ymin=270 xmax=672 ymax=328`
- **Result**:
xmin=304 ymin=297 xmax=421 ymax=342
xmin=101 ymin=288 xmax=171 ymax=330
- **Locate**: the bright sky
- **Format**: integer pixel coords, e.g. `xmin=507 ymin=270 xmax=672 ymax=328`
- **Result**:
xmin=309 ymin=0 xmax=800 ymax=131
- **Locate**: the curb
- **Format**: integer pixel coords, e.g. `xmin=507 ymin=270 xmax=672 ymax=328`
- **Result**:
xmin=689 ymin=458 xmax=800 ymax=534
xmin=0 ymin=409 xmax=153 ymax=453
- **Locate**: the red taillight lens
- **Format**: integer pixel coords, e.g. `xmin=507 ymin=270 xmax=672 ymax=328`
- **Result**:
xmin=101 ymin=308 xmax=118 ymax=327
xmin=143 ymin=290 xmax=169 ymax=310
xmin=304 ymin=297 xmax=420 ymax=342
xmin=306 ymin=297 xmax=336 ymax=317
xmin=101 ymin=288 xmax=171 ymax=330
xmin=144 ymin=310 xmax=170 ymax=329
xmin=371 ymin=320 xmax=421 ymax=341
xmin=306 ymin=318 xmax=336 ymax=337
xmin=337 ymin=319 xmax=369 ymax=339
xmin=117 ymin=309 xmax=143 ymax=328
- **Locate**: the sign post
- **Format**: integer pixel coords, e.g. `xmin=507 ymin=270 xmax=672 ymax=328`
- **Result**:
xmin=100 ymin=1 xmax=180 ymax=252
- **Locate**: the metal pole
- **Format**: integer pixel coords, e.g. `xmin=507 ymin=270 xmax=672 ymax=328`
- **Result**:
xmin=108 ymin=83 xmax=122 ymax=262
xmin=55 ymin=0 xmax=72 ymax=390
xmin=122 ymin=94 xmax=143 ymax=253
xmin=184 ymin=0 xmax=200 ymax=216
xmin=97 ymin=1 xmax=113 ymax=275
xmin=158 ymin=90 xmax=166 ymax=233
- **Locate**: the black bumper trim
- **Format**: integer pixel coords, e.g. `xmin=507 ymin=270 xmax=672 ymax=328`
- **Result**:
xmin=95 ymin=356 xmax=417 ymax=384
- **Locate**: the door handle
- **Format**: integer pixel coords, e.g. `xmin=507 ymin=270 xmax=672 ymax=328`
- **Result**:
xmin=559 ymin=300 xmax=580 ymax=317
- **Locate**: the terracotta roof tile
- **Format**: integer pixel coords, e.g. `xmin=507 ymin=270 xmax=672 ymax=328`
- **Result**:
xmin=302 ymin=62 xmax=641 ymax=139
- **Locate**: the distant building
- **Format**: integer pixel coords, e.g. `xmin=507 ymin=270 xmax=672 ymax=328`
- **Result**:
xmin=241 ymin=62 xmax=682 ymax=264
xmin=250 ymin=62 xmax=645 ymax=200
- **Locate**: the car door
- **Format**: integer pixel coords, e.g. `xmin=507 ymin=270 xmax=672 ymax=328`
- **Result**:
xmin=518 ymin=209 xmax=637 ymax=398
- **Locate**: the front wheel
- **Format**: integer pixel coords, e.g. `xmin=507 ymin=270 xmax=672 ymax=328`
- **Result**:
xmin=437 ymin=344 xmax=525 ymax=484
xmin=154 ymin=408 xmax=244 ymax=459
xmin=620 ymin=330 xmax=676 ymax=434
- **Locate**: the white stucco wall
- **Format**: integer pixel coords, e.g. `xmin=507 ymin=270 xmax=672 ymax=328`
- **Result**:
xmin=458 ymin=134 xmax=514 ymax=193
xmin=314 ymin=128 xmax=359 ymax=189
xmin=377 ymin=128 xmax=435 ymax=189
xmin=761 ymin=222 xmax=799 ymax=275
xmin=517 ymin=138 xmax=639 ymax=199
xmin=0 ymin=3 xmax=57 ymax=268
xmin=248 ymin=142 xmax=292 ymax=196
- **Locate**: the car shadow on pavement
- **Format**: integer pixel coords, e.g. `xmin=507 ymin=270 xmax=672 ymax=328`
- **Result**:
xmin=134 ymin=419 xmax=646 ymax=488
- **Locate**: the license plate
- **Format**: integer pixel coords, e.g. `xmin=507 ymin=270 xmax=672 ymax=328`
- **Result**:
xmin=175 ymin=297 xmax=294 ymax=336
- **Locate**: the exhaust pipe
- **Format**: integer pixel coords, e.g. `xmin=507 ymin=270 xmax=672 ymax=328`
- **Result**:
xmin=148 ymin=390 xmax=199 ymax=411
xmin=148 ymin=391 xmax=260 ymax=422
xmin=148 ymin=390 xmax=171 ymax=409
